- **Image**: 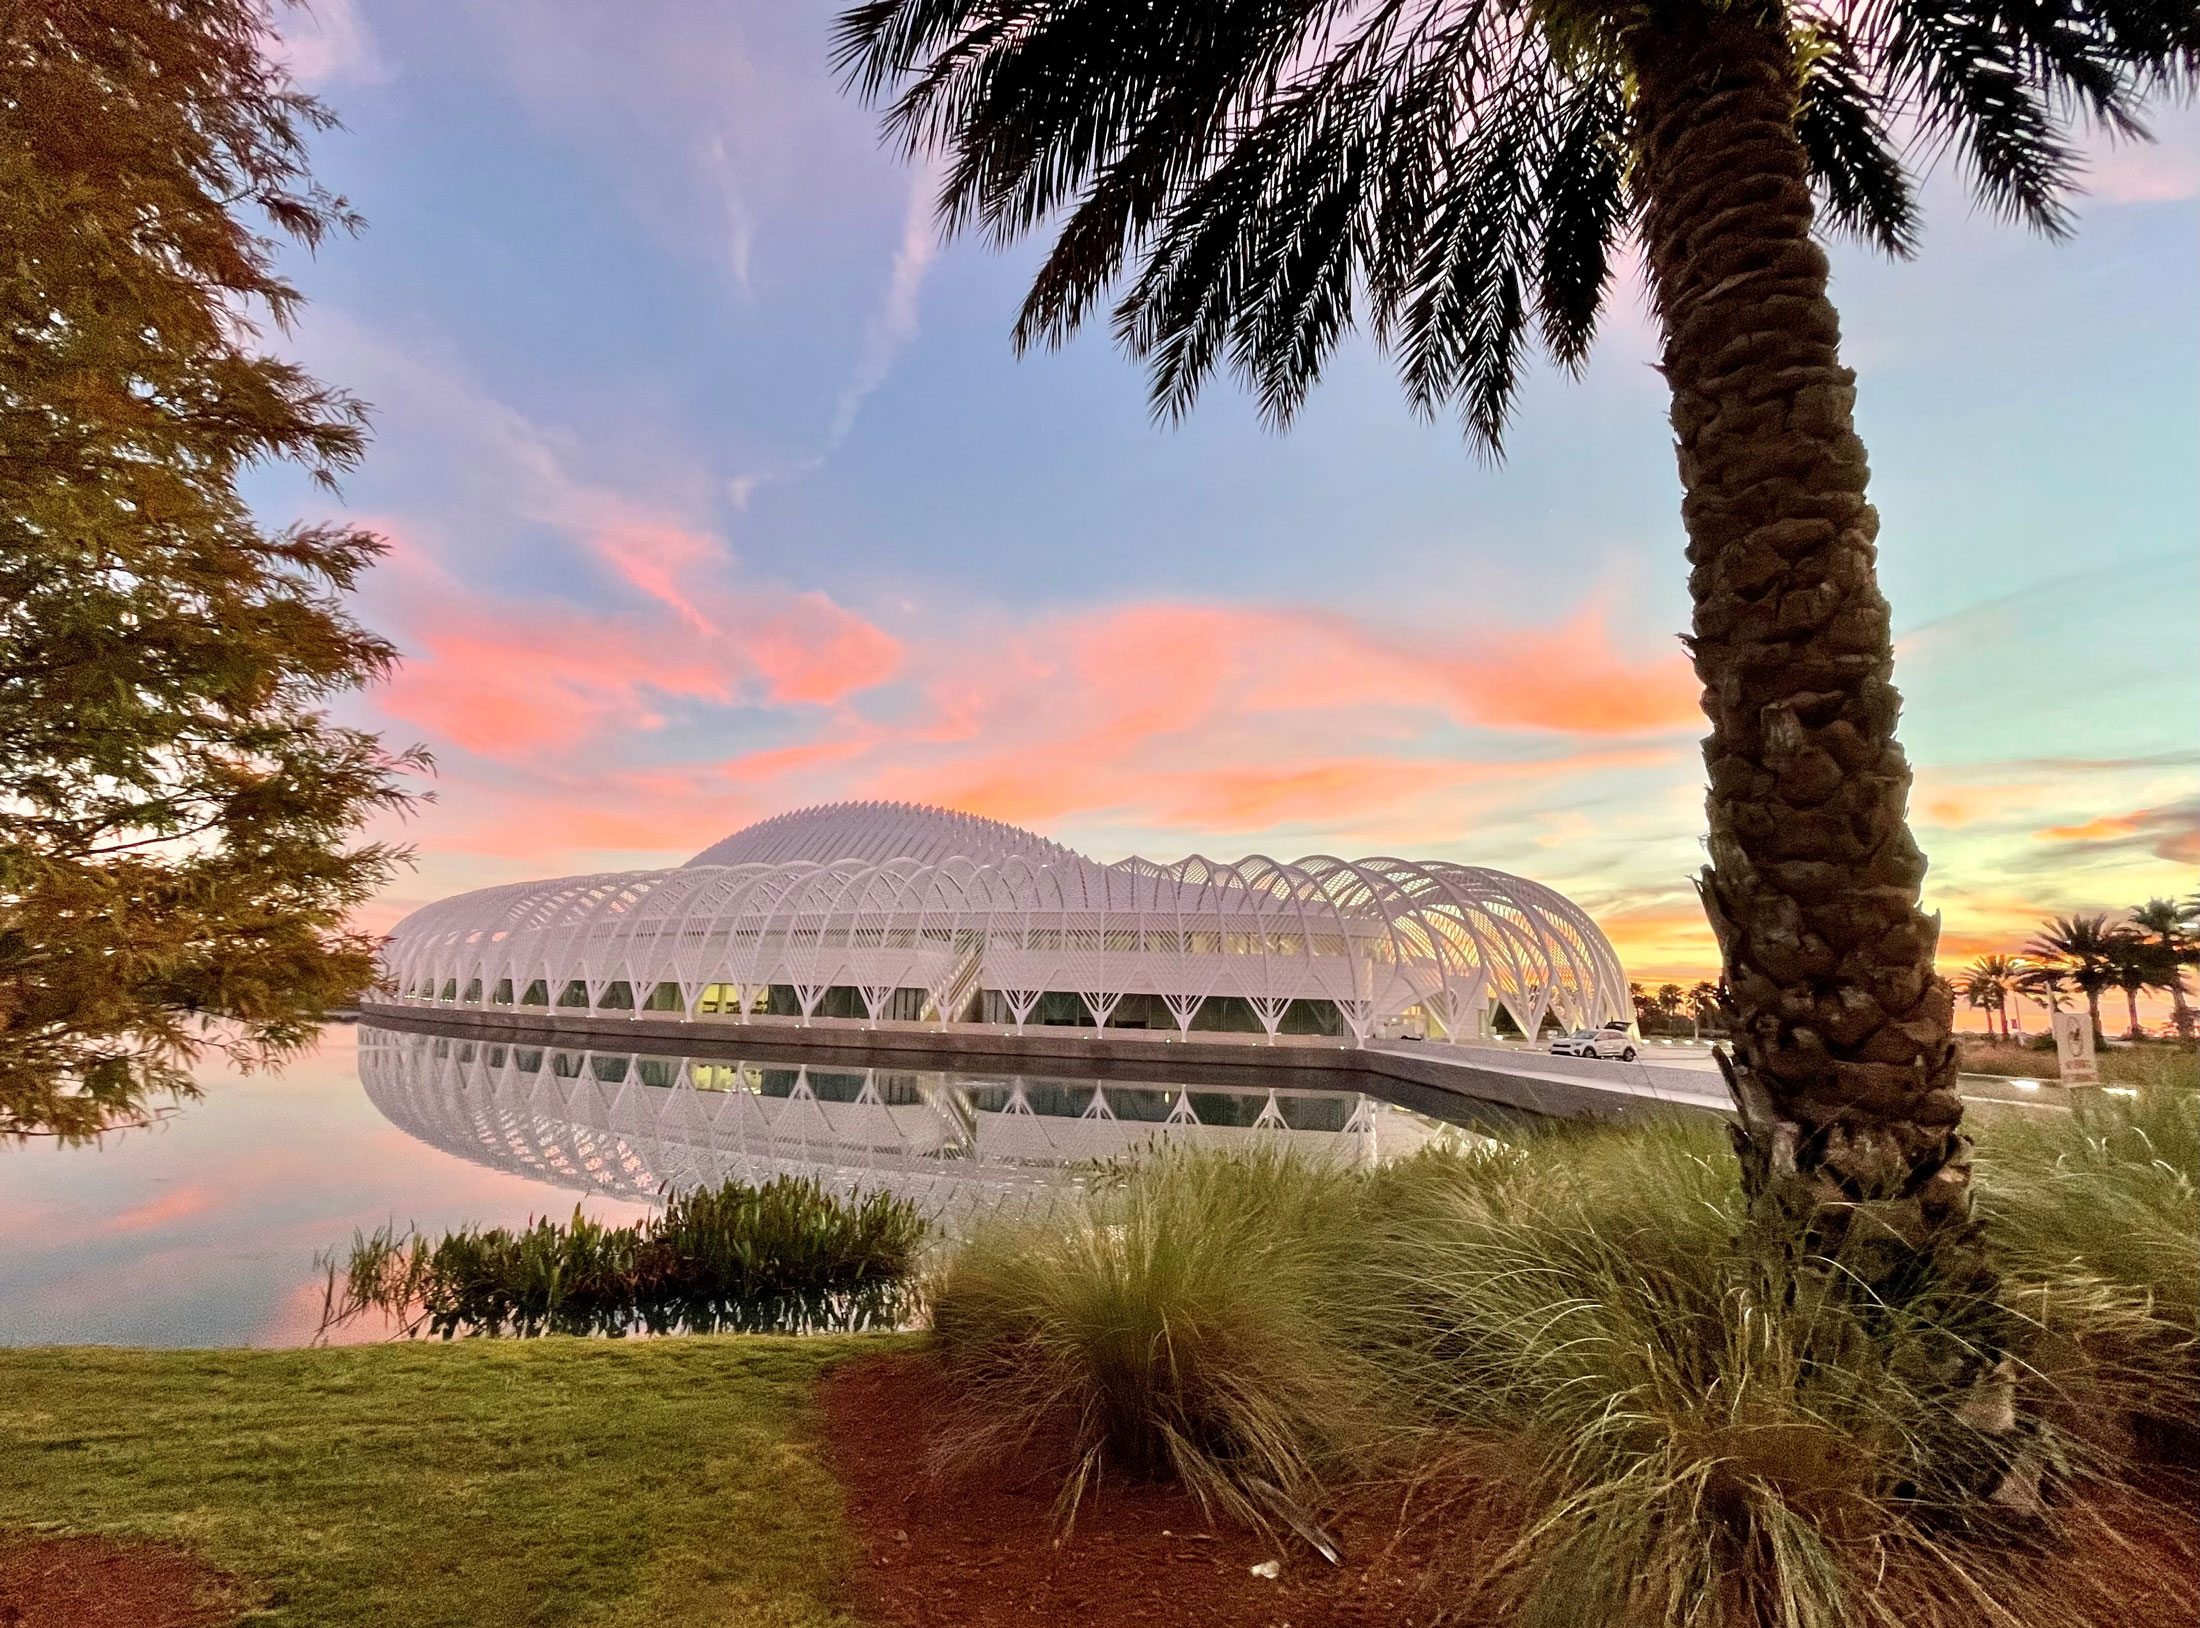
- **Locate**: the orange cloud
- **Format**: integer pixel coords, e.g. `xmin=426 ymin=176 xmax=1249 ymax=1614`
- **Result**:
xmin=1915 ymin=781 xmax=2038 ymax=829
xmin=2040 ymin=812 xmax=2143 ymax=842
xmin=2034 ymin=800 xmax=2200 ymax=865
xmin=854 ymin=595 xmax=1694 ymax=833
xmin=1587 ymin=894 xmax=1721 ymax=982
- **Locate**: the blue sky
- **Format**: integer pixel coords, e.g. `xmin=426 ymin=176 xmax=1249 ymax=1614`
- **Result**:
xmin=258 ymin=0 xmax=2199 ymax=978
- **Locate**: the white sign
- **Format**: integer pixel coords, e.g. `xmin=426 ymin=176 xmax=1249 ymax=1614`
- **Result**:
xmin=2050 ymin=1011 xmax=2099 ymax=1085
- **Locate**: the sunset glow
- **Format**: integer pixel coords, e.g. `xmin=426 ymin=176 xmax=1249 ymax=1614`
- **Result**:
xmin=261 ymin=0 xmax=2195 ymax=990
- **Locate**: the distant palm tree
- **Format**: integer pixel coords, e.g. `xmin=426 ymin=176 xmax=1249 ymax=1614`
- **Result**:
xmin=1983 ymin=954 xmax=2023 ymax=1039
xmin=1959 ymin=957 xmax=2013 ymax=1041
xmin=2104 ymin=925 xmax=2177 ymax=1042
xmin=2131 ymin=897 xmax=2197 ymax=1042
xmin=1654 ymin=984 xmax=1686 ymax=1035
xmin=1994 ymin=956 xmax=2028 ymax=1040
xmin=2013 ymin=961 xmax=2069 ymax=1029
xmin=2026 ymin=915 xmax=2123 ymax=1044
xmin=1685 ymin=980 xmax=1724 ymax=1039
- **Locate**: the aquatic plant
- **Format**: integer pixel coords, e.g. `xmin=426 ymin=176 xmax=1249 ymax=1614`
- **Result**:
xmin=320 ymin=1175 xmax=927 ymax=1339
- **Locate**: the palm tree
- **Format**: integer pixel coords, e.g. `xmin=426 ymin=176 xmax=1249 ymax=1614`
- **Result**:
xmin=1991 ymin=955 xmax=2026 ymax=1039
xmin=1958 ymin=957 xmax=2011 ymax=1042
xmin=2013 ymin=960 xmax=2068 ymax=1029
xmin=1982 ymin=953 xmax=2022 ymax=1039
xmin=2131 ymin=897 xmax=2197 ymax=1041
xmin=1686 ymin=979 xmax=1724 ymax=1039
xmin=2104 ymin=925 xmax=2177 ymax=1041
xmin=2026 ymin=915 xmax=2123 ymax=1044
xmin=836 ymin=0 xmax=2196 ymax=1290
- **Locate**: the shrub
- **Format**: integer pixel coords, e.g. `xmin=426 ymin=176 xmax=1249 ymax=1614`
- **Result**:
xmin=927 ymin=1145 xmax=1382 ymax=1535
xmin=320 ymin=1175 xmax=927 ymax=1338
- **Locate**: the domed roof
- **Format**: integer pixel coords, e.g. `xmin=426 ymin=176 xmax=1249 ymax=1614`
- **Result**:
xmin=684 ymin=800 xmax=1090 ymax=871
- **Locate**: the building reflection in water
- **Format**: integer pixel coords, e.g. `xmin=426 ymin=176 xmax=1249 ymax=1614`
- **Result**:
xmin=357 ymin=1024 xmax=1476 ymax=1221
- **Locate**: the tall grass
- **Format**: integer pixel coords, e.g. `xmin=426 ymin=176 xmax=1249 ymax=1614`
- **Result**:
xmin=1975 ymin=1084 xmax=2199 ymax=1452
xmin=1358 ymin=1123 xmax=2093 ymax=1627
xmin=320 ymin=1175 xmax=927 ymax=1338
xmin=929 ymin=1146 xmax=1382 ymax=1536
xmin=927 ymin=1102 xmax=2198 ymax=1625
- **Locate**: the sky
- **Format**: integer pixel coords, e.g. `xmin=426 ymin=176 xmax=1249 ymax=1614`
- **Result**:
xmin=257 ymin=0 xmax=2199 ymax=988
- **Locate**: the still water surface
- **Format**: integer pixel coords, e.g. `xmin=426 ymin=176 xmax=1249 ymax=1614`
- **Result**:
xmin=2 ymin=1021 xmax=1480 ymax=1348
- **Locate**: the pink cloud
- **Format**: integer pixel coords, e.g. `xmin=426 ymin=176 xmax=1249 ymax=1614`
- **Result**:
xmin=366 ymin=524 xmax=900 ymax=760
xmin=98 ymin=1184 xmax=220 ymax=1235
xmin=2085 ymin=133 xmax=2200 ymax=205
xmin=354 ymin=568 xmax=1701 ymax=880
xmin=851 ymin=596 xmax=1696 ymax=832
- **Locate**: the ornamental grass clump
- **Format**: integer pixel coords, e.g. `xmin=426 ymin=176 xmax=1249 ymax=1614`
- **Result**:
xmin=1974 ymin=1083 xmax=2199 ymax=1452
xmin=1355 ymin=1118 xmax=2193 ymax=1628
xmin=928 ymin=1145 xmax=1383 ymax=1536
xmin=320 ymin=1174 xmax=927 ymax=1338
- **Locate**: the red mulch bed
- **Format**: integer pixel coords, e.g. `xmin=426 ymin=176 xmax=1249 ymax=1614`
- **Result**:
xmin=819 ymin=1351 xmax=1479 ymax=1628
xmin=0 ymin=1535 xmax=245 ymax=1628
xmin=820 ymin=1352 xmax=2200 ymax=1628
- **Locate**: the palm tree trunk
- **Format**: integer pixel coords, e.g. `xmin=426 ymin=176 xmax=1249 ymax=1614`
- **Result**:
xmin=2124 ymin=984 xmax=2143 ymax=1040
xmin=1628 ymin=10 xmax=1980 ymax=1285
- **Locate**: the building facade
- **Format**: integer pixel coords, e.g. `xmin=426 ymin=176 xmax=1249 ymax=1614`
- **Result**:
xmin=376 ymin=801 xmax=1630 ymax=1044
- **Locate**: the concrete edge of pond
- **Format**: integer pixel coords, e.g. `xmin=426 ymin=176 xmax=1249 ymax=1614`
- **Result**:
xmin=355 ymin=1002 xmax=1736 ymax=1127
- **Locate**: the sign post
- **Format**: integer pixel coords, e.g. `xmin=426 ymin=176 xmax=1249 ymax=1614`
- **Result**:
xmin=2050 ymin=1011 xmax=2099 ymax=1096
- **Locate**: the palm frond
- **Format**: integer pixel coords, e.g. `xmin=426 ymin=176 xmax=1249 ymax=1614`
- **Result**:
xmin=1797 ymin=21 xmax=1921 ymax=254
xmin=839 ymin=0 xmax=2199 ymax=447
xmin=1858 ymin=0 xmax=2200 ymax=233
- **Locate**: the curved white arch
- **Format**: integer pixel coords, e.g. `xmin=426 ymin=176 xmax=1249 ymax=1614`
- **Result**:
xmin=379 ymin=804 xmax=1631 ymax=1043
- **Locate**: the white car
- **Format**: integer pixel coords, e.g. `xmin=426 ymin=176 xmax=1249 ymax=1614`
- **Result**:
xmin=1548 ymin=1026 xmax=1638 ymax=1062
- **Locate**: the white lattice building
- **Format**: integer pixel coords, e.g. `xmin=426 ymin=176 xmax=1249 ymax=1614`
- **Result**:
xmin=376 ymin=802 xmax=1630 ymax=1044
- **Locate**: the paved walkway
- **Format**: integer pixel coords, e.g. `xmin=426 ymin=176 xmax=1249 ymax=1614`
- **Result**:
xmin=1372 ymin=1039 xmax=2075 ymax=1119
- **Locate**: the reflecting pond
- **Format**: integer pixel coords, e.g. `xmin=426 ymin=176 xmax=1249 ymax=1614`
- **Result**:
xmin=2 ymin=1019 xmax=1492 ymax=1347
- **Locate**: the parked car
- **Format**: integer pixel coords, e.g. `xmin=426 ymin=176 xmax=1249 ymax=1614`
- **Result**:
xmin=1549 ymin=1025 xmax=1638 ymax=1061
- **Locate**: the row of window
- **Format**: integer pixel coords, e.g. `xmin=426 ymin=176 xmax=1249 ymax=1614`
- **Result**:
xmin=398 ymin=978 xmax=1361 ymax=1035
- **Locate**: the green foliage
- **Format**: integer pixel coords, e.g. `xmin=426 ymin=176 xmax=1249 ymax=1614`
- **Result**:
xmin=322 ymin=1175 xmax=930 ymax=1338
xmin=929 ymin=1120 xmax=2196 ymax=1623
xmin=928 ymin=1146 xmax=1382 ymax=1536
xmin=0 ymin=1338 xmax=872 ymax=1627
xmin=0 ymin=0 xmax=421 ymax=1141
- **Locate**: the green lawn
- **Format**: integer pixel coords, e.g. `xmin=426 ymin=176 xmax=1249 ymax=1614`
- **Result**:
xmin=0 ymin=1336 xmax=899 ymax=1627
